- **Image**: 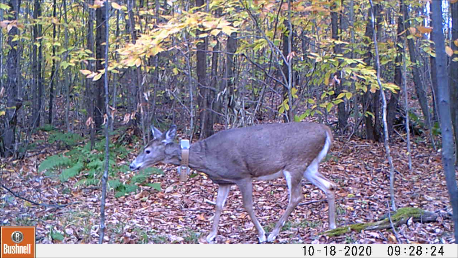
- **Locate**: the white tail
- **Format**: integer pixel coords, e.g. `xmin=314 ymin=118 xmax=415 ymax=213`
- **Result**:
xmin=130 ymin=122 xmax=337 ymax=243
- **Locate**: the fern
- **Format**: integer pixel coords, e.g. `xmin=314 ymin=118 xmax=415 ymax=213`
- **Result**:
xmin=49 ymin=132 xmax=83 ymax=147
xmin=146 ymin=183 xmax=161 ymax=191
xmin=38 ymin=124 xmax=55 ymax=132
xmin=75 ymin=178 xmax=99 ymax=187
xmin=108 ymin=179 xmax=121 ymax=189
xmin=87 ymin=159 xmax=103 ymax=170
xmin=60 ymin=162 xmax=84 ymax=182
xmin=38 ymin=155 xmax=71 ymax=172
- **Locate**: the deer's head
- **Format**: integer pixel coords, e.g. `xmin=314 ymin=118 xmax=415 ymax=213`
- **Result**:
xmin=129 ymin=125 xmax=177 ymax=171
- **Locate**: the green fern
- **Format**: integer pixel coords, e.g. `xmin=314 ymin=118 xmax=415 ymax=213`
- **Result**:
xmin=59 ymin=162 xmax=84 ymax=182
xmin=38 ymin=155 xmax=71 ymax=172
xmin=108 ymin=179 xmax=121 ymax=189
xmin=49 ymin=132 xmax=83 ymax=147
xmin=75 ymin=178 xmax=99 ymax=187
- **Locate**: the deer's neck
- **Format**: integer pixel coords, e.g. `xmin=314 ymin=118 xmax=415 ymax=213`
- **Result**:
xmin=165 ymin=141 xmax=208 ymax=171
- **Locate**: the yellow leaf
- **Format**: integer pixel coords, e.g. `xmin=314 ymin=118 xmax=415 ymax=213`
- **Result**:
xmin=292 ymin=87 xmax=298 ymax=98
xmin=454 ymin=39 xmax=458 ymax=47
xmin=446 ymin=46 xmax=453 ymax=57
xmin=370 ymin=85 xmax=377 ymax=93
xmin=134 ymin=58 xmax=142 ymax=67
xmin=417 ymin=26 xmax=432 ymax=34
xmin=111 ymin=2 xmax=122 ymax=10
xmin=94 ymin=0 xmax=105 ymax=7
xmin=336 ymin=93 xmax=345 ymax=99
xmin=210 ymin=29 xmax=220 ymax=36
xmin=79 ymin=69 xmax=92 ymax=76
xmin=86 ymin=72 xmax=97 ymax=79
xmin=222 ymin=25 xmax=237 ymax=36
xmin=451 ymin=0 xmax=458 ymax=3
xmin=92 ymin=73 xmax=102 ymax=81
xmin=0 ymin=110 xmax=5 ymax=116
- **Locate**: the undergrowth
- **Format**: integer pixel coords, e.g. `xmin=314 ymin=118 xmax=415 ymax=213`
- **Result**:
xmin=37 ymin=128 xmax=162 ymax=197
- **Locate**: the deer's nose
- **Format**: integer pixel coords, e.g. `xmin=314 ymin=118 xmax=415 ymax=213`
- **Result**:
xmin=130 ymin=162 xmax=139 ymax=171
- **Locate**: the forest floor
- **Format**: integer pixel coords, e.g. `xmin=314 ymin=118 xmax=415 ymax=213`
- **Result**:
xmin=1 ymin=125 xmax=456 ymax=244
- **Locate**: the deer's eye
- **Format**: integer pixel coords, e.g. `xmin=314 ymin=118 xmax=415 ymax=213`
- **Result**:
xmin=145 ymin=149 xmax=151 ymax=154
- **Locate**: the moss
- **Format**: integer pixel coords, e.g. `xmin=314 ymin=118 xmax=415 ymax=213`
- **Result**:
xmin=389 ymin=207 xmax=424 ymax=220
xmin=323 ymin=207 xmax=430 ymax=237
xmin=324 ymin=222 xmax=373 ymax=237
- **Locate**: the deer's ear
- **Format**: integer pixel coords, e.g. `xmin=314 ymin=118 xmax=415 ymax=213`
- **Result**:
xmin=164 ymin=125 xmax=177 ymax=143
xmin=151 ymin=126 xmax=163 ymax=140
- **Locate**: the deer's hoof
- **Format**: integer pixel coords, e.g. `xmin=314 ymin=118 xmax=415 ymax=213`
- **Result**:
xmin=257 ymin=234 xmax=267 ymax=244
xmin=206 ymin=234 xmax=216 ymax=244
xmin=267 ymin=233 xmax=277 ymax=242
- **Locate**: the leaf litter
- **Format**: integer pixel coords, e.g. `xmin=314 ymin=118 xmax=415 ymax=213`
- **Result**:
xmin=0 ymin=133 xmax=456 ymax=244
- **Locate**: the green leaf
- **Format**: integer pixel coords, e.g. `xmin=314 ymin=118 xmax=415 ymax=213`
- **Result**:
xmin=320 ymin=92 xmax=327 ymax=100
xmin=326 ymin=102 xmax=333 ymax=112
xmin=333 ymin=99 xmax=343 ymax=105
xmin=108 ymin=180 xmax=122 ymax=189
xmin=0 ymin=3 xmax=10 ymax=10
xmin=336 ymin=93 xmax=345 ymax=99
xmin=38 ymin=155 xmax=71 ymax=172
xmin=50 ymin=230 xmax=64 ymax=241
xmin=60 ymin=162 xmax=84 ymax=182
xmin=146 ymin=183 xmax=161 ymax=191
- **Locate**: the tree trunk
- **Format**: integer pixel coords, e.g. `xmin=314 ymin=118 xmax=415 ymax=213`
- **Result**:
xmin=48 ymin=0 xmax=57 ymax=125
xmin=95 ymin=1 xmax=107 ymax=130
xmin=63 ymin=0 xmax=71 ymax=131
xmin=450 ymin=0 xmax=458 ymax=164
xmin=210 ymin=37 xmax=220 ymax=124
xmin=32 ymin=0 xmax=42 ymax=128
xmin=281 ymin=19 xmax=291 ymax=122
xmin=404 ymin=5 xmax=432 ymax=135
xmin=431 ymin=0 xmax=458 ymax=243
xmin=85 ymin=0 xmax=96 ymax=149
xmin=196 ymin=0 xmax=213 ymax=138
xmin=2 ymin=0 xmax=21 ymax=157
xmin=387 ymin=0 xmax=405 ymax=136
xmin=332 ymin=1 xmax=348 ymax=132
xmin=225 ymin=32 xmax=237 ymax=127
xmin=363 ymin=5 xmax=380 ymax=141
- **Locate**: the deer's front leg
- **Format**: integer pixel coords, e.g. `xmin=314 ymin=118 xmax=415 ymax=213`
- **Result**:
xmin=237 ymin=179 xmax=267 ymax=243
xmin=206 ymin=184 xmax=231 ymax=243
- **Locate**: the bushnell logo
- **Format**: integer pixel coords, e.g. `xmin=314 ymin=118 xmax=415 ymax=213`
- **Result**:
xmin=11 ymin=231 xmax=24 ymax=243
xmin=1 ymin=226 xmax=35 ymax=258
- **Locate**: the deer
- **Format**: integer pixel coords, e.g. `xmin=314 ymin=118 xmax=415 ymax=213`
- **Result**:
xmin=129 ymin=122 xmax=337 ymax=243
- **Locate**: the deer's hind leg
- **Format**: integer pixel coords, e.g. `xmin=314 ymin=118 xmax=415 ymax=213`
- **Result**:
xmin=304 ymin=160 xmax=337 ymax=229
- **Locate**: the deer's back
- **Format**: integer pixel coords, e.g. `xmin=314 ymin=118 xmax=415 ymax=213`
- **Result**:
xmin=195 ymin=122 xmax=331 ymax=182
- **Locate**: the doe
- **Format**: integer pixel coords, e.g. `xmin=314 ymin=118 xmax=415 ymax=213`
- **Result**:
xmin=130 ymin=122 xmax=337 ymax=243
